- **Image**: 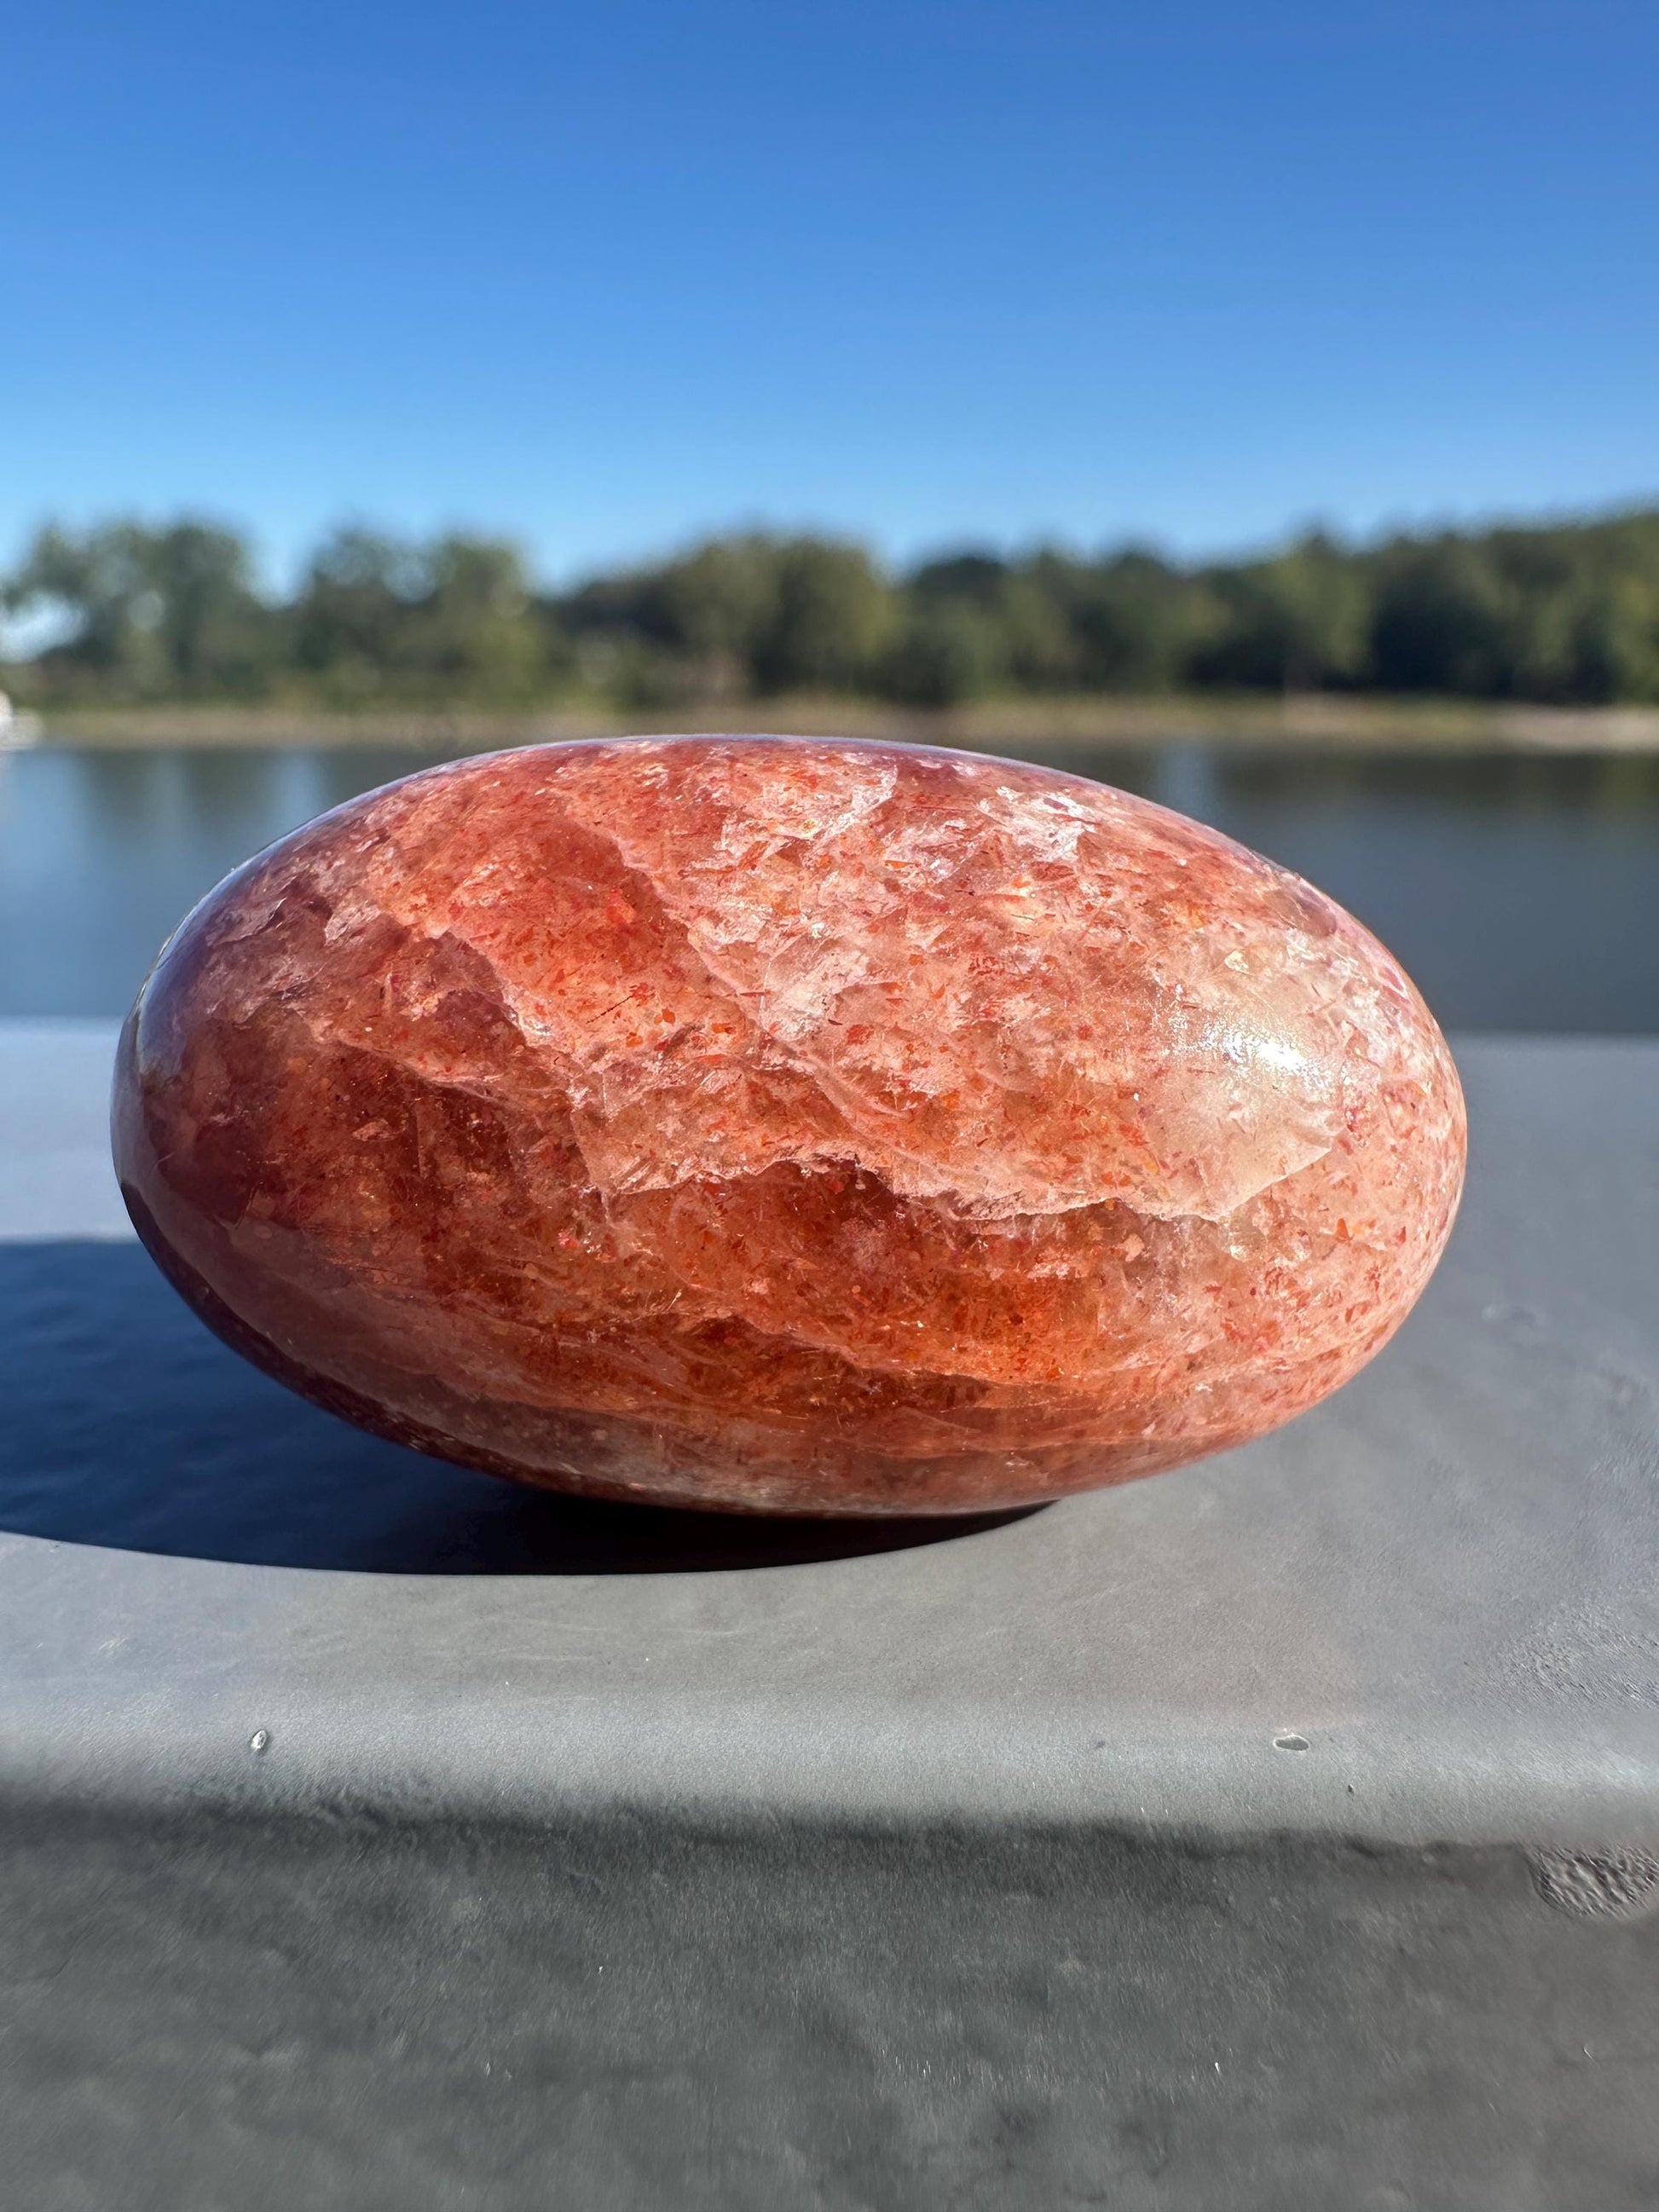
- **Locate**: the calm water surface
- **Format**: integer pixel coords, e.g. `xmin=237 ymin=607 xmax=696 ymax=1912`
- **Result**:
xmin=3 ymin=740 xmax=1657 ymax=1030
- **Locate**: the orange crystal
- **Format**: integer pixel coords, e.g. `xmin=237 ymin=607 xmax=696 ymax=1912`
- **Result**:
xmin=113 ymin=737 xmax=1465 ymax=1514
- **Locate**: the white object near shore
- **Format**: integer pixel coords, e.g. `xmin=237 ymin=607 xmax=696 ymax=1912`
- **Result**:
xmin=0 ymin=693 xmax=43 ymax=748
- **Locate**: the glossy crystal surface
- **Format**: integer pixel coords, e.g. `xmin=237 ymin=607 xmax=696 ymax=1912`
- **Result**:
xmin=113 ymin=737 xmax=1465 ymax=1513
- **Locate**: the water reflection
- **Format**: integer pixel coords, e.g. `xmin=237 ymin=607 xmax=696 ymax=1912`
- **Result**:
xmin=3 ymin=740 xmax=1656 ymax=1031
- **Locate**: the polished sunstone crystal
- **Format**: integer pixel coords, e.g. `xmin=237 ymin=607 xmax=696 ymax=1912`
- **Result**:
xmin=113 ymin=737 xmax=1465 ymax=1515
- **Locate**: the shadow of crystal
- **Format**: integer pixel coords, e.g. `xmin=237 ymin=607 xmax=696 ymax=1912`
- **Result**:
xmin=0 ymin=1241 xmax=1038 ymax=1575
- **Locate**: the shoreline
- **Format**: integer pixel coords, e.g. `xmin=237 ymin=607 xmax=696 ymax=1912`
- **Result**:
xmin=14 ymin=693 xmax=1659 ymax=754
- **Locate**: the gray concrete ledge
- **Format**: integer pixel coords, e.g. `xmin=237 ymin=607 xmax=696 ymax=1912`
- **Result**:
xmin=5 ymin=1024 xmax=1659 ymax=2209
xmin=1 ymin=1025 xmax=1655 ymax=1851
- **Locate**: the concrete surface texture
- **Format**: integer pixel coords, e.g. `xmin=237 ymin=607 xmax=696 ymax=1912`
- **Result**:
xmin=1 ymin=1025 xmax=1656 ymax=2209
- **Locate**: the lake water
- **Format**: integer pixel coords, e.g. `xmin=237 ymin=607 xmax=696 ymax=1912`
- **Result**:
xmin=3 ymin=740 xmax=1657 ymax=1030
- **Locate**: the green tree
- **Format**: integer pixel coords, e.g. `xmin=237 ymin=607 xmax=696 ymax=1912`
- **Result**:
xmin=1366 ymin=539 xmax=1516 ymax=695
xmin=652 ymin=536 xmax=783 ymax=687
xmin=876 ymin=598 xmax=1004 ymax=707
xmin=5 ymin=517 xmax=274 ymax=697
xmin=9 ymin=500 xmax=1659 ymax=711
xmin=419 ymin=536 xmax=548 ymax=702
xmin=1564 ymin=578 xmax=1659 ymax=703
xmin=749 ymin=539 xmax=894 ymax=692
xmin=1189 ymin=534 xmax=1370 ymax=691
xmin=292 ymin=528 xmax=550 ymax=702
xmin=882 ymin=552 xmax=1012 ymax=703
xmin=292 ymin=528 xmax=425 ymax=695
xmin=1048 ymin=550 xmax=1200 ymax=692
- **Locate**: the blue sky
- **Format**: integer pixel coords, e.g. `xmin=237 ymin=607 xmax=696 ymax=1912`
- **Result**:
xmin=4 ymin=0 xmax=1656 ymax=586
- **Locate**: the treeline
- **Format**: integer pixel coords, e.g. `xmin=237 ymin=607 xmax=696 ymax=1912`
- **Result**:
xmin=6 ymin=506 xmax=1659 ymax=710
